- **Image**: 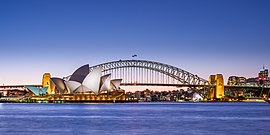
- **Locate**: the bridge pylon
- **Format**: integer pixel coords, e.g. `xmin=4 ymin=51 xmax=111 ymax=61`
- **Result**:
xmin=209 ymin=74 xmax=225 ymax=100
xmin=42 ymin=73 xmax=52 ymax=94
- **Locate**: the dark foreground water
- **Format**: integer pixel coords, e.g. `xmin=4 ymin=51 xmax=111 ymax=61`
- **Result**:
xmin=0 ymin=103 xmax=270 ymax=135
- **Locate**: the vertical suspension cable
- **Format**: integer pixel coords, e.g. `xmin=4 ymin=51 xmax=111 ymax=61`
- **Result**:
xmin=168 ymin=75 xmax=170 ymax=84
xmin=142 ymin=68 xmax=144 ymax=83
xmin=125 ymin=67 xmax=127 ymax=83
xmin=131 ymin=67 xmax=132 ymax=83
xmin=114 ymin=69 xmax=116 ymax=79
xmin=149 ymin=69 xmax=151 ymax=84
xmin=137 ymin=67 xmax=139 ymax=83
xmin=152 ymin=70 xmax=156 ymax=83
xmin=121 ymin=68 xmax=123 ymax=81
xmin=157 ymin=72 xmax=159 ymax=84
xmin=138 ymin=67 xmax=140 ymax=83
xmin=116 ymin=68 xmax=119 ymax=79
xmin=123 ymin=68 xmax=125 ymax=83
xmin=163 ymin=73 xmax=165 ymax=84
xmin=118 ymin=68 xmax=120 ymax=79
xmin=150 ymin=70 xmax=152 ymax=84
xmin=147 ymin=69 xmax=148 ymax=84
xmin=152 ymin=70 xmax=154 ymax=84
xmin=135 ymin=67 xmax=137 ymax=83
xmin=151 ymin=70 xmax=153 ymax=84
xmin=141 ymin=68 xmax=143 ymax=84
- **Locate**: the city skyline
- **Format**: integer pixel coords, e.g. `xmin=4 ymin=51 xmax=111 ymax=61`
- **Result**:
xmin=0 ymin=0 xmax=270 ymax=85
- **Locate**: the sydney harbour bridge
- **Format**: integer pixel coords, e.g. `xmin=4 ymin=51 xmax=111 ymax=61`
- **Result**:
xmin=1 ymin=59 xmax=269 ymax=98
xmin=87 ymin=60 xmax=269 ymax=98
xmin=89 ymin=60 xmax=209 ymax=86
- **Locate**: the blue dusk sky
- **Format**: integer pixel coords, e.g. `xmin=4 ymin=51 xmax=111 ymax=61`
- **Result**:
xmin=0 ymin=0 xmax=270 ymax=85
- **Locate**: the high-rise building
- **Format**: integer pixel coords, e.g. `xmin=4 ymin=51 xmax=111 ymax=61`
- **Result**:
xmin=258 ymin=66 xmax=269 ymax=85
xmin=258 ymin=66 xmax=268 ymax=81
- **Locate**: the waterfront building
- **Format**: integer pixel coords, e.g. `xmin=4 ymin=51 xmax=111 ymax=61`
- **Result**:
xmin=227 ymin=76 xmax=238 ymax=86
xmin=26 ymin=86 xmax=47 ymax=96
xmin=24 ymin=64 xmax=127 ymax=103
xmin=239 ymin=77 xmax=246 ymax=85
xmin=0 ymin=86 xmax=29 ymax=97
xmin=125 ymin=88 xmax=201 ymax=102
xmin=192 ymin=92 xmax=203 ymax=101
xmin=246 ymin=78 xmax=258 ymax=86
xmin=27 ymin=65 xmax=123 ymax=96
xmin=227 ymin=76 xmax=246 ymax=86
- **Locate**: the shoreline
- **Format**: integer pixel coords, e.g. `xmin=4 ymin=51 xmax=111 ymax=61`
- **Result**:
xmin=0 ymin=100 xmax=268 ymax=104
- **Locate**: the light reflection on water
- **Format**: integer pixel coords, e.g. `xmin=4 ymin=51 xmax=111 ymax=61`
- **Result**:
xmin=0 ymin=103 xmax=270 ymax=135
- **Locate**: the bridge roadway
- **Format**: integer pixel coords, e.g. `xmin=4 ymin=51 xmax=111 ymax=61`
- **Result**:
xmin=0 ymin=85 xmax=42 ymax=88
xmin=120 ymin=83 xmax=270 ymax=89
xmin=0 ymin=85 xmax=42 ymax=91
xmin=120 ymin=83 xmax=208 ymax=87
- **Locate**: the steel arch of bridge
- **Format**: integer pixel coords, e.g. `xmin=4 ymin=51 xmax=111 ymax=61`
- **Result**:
xmin=89 ymin=60 xmax=209 ymax=86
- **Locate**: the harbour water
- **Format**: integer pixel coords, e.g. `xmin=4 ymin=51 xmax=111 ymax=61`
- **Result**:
xmin=0 ymin=102 xmax=270 ymax=135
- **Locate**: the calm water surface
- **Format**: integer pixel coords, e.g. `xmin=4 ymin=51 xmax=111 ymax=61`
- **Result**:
xmin=0 ymin=102 xmax=269 ymax=135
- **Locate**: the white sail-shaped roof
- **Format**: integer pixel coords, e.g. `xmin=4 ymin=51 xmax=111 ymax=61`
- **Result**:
xmin=51 ymin=78 xmax=69 ymax=94
xmin=69 ymin=64 xmax=89 ymax=83
xmin=65 ymin=81 xmax=81 ymax=93
xmin=74 ymin=85 xmax=91 ymax=93
xmin=110 ymin=79 xmax=122 ymax=90
xmin=26 ymin=86 xmax=48 ymax=96
xmin=56 ymin=65 xmax=124 ymax=94
xmin=99 ymin=74 xmax=111 ymax=92
xmin=82 ymin=67 xmax=103 ymax=94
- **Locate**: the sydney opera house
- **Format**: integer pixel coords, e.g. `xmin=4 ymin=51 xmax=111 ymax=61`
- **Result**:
xmin=26 ymin=65 xmax=127 ymax=103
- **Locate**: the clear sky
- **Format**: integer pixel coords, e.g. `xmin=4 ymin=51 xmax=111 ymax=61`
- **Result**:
xmin=0 ymin=0 xmax=269 ymax=85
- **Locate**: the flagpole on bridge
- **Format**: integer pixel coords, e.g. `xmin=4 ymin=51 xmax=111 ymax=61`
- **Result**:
xmin=132 ymin=54 xmax=138 ymax=60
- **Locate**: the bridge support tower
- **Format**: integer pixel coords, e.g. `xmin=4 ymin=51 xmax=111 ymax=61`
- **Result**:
xmin=209 ymin=74 xmax=224 ymax=100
